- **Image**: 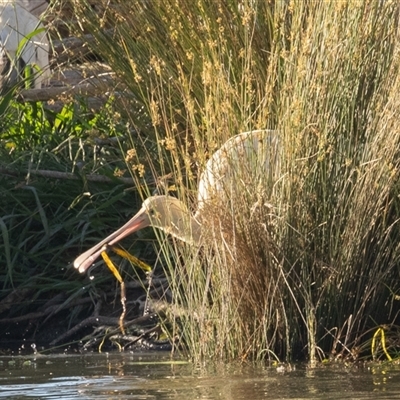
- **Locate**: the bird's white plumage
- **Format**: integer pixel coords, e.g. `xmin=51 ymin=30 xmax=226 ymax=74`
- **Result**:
xmin=74 ymin=129 xmax=279 ymax=273
xmin=196 ymin=129 xmax=279 ymax=216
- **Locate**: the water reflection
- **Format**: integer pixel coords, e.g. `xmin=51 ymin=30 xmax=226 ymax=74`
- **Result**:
xmin=0 ymin=352 xmax=399 ymax=399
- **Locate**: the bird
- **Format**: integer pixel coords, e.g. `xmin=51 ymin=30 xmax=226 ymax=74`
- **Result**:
xmin=74 ymin=129 xmax=279 ymax=273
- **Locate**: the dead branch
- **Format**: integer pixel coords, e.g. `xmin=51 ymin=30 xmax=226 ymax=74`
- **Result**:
xmin=0 ymin=167 xmax=134 ymax=184
xmin=50 ymin=30 xmax=115 ymax=65
xmin=18 ymin=77 xmax=114 ymax=102
xmin=50 ymin=313 xmax=157 ymax=346
xmin=51 ymin=34 xmax=97 ymax=65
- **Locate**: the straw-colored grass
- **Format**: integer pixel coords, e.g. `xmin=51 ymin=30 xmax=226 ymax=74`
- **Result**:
xmin=70 ymin=0 xmax=400 ymax=362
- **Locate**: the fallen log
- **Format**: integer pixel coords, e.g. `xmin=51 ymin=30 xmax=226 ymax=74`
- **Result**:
xmin=51 ymin=33 xmax=98 ymax=65
xmin=18 ymin=76 xmax=114 ymax=102
xmin=50 ymin=30 xmax=114 ymax=65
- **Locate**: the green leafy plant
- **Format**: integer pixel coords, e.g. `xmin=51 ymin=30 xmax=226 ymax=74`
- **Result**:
xmin=0 ymin=93 xmax=154 ymax=348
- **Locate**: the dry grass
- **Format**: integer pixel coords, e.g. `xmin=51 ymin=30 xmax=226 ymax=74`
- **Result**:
xmin=69 ymin=0 xmax=400 ymax=362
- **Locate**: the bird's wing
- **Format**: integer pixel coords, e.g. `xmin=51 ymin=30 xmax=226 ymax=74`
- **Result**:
xmin=196 ymin=129 xmax=279 ymax=216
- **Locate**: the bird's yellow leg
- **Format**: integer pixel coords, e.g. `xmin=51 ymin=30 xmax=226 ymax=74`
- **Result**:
xmin=101 ymin=250 xmax=126 ymax=335
xmin=100 ymin=247 xmax=152 ymax=336
xmin=110 ymin=246 xmax=152 ymax=273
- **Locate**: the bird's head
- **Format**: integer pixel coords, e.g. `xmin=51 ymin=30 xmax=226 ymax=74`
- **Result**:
xmin=73 ymin=195 xmax=197 ymax=273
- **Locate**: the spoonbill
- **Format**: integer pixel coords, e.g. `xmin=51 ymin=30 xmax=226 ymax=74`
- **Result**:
xmin=74 ymin=129 xmax=278 ymax=273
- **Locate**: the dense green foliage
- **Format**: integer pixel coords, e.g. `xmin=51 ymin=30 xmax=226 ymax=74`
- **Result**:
xmin=0 ymin=93 xmax=155 ymax=347
xmin=1 ymin=0 xmax=399 ymax=362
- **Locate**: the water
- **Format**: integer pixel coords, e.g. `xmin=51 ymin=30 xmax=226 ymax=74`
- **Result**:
xmin=0 ymin=352 xmax=399 ymax=399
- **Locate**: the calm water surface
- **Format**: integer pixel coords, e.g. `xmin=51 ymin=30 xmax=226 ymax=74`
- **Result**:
xmin=0 ymin=352 xmax=399 ymax=399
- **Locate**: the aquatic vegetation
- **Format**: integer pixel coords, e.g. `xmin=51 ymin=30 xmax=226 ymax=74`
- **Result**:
xmin=1 ymin=0 xmax=400 ymax=362
xmin=70 ymin=0 xmax=400 ymax=362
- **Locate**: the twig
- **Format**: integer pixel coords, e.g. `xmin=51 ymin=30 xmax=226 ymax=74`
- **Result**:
xmin=0 ymin=167 xmax=134 ymax=184
xmin=50 ymin=313 xmax=157 ymax=346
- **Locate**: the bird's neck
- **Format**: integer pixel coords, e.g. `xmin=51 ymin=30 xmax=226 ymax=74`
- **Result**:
xmin=154 ymin=208 xmax=202 ymax=245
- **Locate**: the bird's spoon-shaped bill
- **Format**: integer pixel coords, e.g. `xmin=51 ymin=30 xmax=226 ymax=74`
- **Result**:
xmin=74 ymin=206 xmax=150 ymax=273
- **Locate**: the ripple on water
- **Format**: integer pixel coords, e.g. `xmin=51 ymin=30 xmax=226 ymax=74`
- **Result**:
xmin=0 ymin=353 xmax=400 ymax=400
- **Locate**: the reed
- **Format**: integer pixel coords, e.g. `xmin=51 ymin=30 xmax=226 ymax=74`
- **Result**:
xmin=70 ymin=0 xmax=400 ymax=361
